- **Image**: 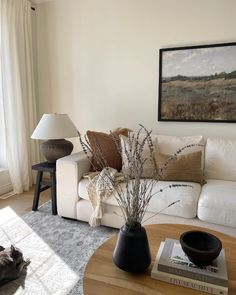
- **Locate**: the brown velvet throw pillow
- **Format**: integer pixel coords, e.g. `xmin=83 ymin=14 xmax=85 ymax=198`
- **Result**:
xmin=87 ymin=128 xmax=130 ymax=171
xmin=155 ymin=150 xmax=205 ymax=184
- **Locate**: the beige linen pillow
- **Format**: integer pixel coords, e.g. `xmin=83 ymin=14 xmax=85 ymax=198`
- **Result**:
xmin=156 ymin=150 xmax=205 ymax=184
xmin=120 ymin=135 xmax=156 ymax=178
xmin=155 ymin=135 xmax=205 ymax=170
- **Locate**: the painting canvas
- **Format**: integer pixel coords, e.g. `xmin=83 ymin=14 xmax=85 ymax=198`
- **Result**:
xmin=158 ymin=42 xmax=236 ymax=122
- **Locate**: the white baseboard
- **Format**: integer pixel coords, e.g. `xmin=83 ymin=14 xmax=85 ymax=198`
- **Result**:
xmin=0 ymin=168 xmax=13 ymax=197
xmin=0 ymin=190 xmax=15 ymax=199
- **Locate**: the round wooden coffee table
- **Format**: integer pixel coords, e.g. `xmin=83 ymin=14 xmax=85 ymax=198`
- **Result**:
xmin=83 ymin=224 xmax=236 ymax=295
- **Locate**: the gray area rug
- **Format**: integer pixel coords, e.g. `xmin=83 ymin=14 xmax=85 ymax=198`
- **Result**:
xmin=0 ymin=202 xmax=117 ymax=294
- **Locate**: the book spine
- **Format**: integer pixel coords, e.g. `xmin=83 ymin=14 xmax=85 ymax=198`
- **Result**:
xmin=158 ymin=264 xmax=227 ymax=287
xmin=152 ymin=272 xmax=228 ymax=295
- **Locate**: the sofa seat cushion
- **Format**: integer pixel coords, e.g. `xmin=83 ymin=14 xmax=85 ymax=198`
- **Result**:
xmin=198 ymin=179 xmax=236 ymax=227
xmin=78 ymin=179 xmax=201 ymax=219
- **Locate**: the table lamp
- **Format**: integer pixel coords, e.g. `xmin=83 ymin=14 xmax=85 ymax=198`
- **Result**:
xmin=31 ymin=113 xmax=78 ymax=163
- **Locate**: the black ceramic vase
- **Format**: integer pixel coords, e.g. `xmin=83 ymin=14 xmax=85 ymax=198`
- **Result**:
xmin=112 ymin=222 xmax=151 ymax=273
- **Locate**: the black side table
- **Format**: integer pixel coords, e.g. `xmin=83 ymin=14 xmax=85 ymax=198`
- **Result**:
xmin=32 ymin=162 xmax=57 ymax=215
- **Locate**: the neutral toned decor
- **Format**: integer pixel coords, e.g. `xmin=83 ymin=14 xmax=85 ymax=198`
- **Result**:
xmin=31 ymin=113 xmax=78 ymax=163
xmin=0 ymin=201 xmax=116 ymax=295
xmin=32 ymin=162 xmax=57 ymax=215
xmin=57 ymin=134 xmax=236 ymax=237
xmin=120 ymin=134 xmax=156 ymax=178
xmin=152 ymin=238 xmax=228 ymax=293
xmin=0 ymin=0 xmax=40 ymax=193
xmin=156 ymin=150 xmax=205 ymax=184
xmin=179 ymin=230 xmax=222 ymax=267
xmin=80 ymin=126 xmax=186 ymax=272
xmin=79 ymin=127 xmax=184 ymax=227
xmin=112 ymin=221 xmax=151 ymax=273
xmin=86 ymin=128 xmax=130 ymax=171
xmin=83 ymin=224 xmax=236 ymax=295
xmin=158 ymin=42 xmax=236 ymax=122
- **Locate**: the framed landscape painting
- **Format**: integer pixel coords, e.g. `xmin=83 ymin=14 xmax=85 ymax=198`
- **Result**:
xmin=158 ymin=42 xmax=236 ymax=122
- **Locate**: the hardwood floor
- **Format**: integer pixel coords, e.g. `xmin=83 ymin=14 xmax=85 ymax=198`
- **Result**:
xmin=0 ymin=186 xmax=51 ymax=217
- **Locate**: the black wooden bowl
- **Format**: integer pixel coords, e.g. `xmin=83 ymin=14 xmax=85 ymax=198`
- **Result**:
xmin=179 ymin=230 xmax=222 ymax=267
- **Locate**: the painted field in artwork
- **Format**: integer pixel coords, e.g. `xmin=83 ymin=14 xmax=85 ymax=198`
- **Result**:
xmin=161 ymin=74 xmax=236 ymax=121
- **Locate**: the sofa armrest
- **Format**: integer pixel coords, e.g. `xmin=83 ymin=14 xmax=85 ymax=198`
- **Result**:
xmin=56 ymin=151 xmax=91 ymax=219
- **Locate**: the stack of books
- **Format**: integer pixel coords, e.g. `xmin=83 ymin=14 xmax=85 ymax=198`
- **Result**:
xmin=151 ymin=238 xmax=228 ymax=295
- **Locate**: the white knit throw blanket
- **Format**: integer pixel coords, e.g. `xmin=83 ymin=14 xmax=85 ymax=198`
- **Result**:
xmin=85 ymin=167 xmax=123 ymax=227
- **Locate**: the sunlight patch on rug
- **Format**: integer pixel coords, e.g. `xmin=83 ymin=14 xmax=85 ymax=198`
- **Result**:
xmin=0 ymin=206 xmax=79 ymax=295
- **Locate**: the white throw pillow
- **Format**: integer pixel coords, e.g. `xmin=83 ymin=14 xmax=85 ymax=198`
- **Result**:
xmin=120 ymin=134 xmax=157 ymax=178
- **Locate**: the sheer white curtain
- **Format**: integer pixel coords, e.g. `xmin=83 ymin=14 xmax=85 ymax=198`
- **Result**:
xmin=0 ymin=0 xmax=40 ymax=193
xmin=0 ymin=61 xmax=7 ymax=168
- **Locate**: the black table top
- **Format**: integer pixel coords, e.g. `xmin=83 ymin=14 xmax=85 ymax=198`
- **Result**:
xmin=32 ymin=161 xmax=56 ymax=172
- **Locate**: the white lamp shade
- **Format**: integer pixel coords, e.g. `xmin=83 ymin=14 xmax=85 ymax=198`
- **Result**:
xmin=31 ymin=113 xmax=78 ymax=140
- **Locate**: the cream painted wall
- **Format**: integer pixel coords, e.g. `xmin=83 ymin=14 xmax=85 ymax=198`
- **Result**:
xmin=35 ymin=0 xmax=236 ymax=152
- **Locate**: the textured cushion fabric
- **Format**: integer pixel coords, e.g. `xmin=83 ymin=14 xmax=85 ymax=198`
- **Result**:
xmin=156 ymin=135 xmax=205 ymax=169
xmin=120 ymin=135 xmax=156 ymax=178
xmin=76 ymin=199 xmax=236 ymax=237
xmin=204 ymin=138 xmax=236 ymax=181
xmin=78 ymin=178 xmax=201 ymax=218
xmin=79 ymin=178 xmax=118 ymax=207
xmin=129 ymin=131 xmax=158 ymax=145
xmin=198 ymin=179 xmax=236 ymax=227
xmin=86 ymin=128 xmax=129 ymax=171
xmin=156 ymin=151 xmax=205 ymax=184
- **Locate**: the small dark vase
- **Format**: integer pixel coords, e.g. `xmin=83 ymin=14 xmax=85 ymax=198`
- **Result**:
xmin=112 ymin=222 xmax=151 ymax=273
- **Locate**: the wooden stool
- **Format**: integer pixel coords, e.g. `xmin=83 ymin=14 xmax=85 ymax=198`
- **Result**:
xmin=32 ymin=162 xmax=57 ymax=215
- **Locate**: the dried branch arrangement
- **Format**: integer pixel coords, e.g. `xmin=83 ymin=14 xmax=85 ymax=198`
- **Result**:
xmin=79 ymin=125 xmax=192 ymax=228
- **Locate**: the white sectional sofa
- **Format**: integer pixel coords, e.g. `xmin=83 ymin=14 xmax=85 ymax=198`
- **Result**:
xmin=56 ymin=135 xmax=236 ymax=237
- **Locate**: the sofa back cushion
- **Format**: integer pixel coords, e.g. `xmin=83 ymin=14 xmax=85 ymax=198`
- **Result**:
xmin=121 ymin=133 xmax=205 ymax=179
xmin=129 ymin=134 xmax=204 ymax=157
xmin=156 ymin=135 xmax=205 ymax=169
xmin=205 ymin=137 xmax=236 ymax=181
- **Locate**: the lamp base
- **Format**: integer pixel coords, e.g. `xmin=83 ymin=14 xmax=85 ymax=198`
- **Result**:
xmin=40 ymin=139 xmax=73 ymax=163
